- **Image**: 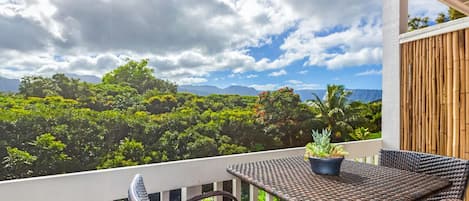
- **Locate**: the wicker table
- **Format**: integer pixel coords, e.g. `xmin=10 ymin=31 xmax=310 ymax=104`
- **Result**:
xmin=227 ymin=156 xmax=450 ymax=201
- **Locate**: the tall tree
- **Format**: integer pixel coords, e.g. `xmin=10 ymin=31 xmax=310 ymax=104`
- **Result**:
xmin=19 ymin=76 xmax=59 ymax=97
xmin=102 ymin=59 xmax=177 ymax=94
xmin=255 ymin=87 xmax=313 ymax=147
xmin=308 ymin=85 xmax=357 ymax=142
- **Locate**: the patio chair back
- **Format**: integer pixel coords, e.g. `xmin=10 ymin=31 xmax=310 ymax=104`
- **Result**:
xmin=380 ymin=149 xmax=469 ymax=201
xmin=128 ymin=174 xmax=150 ymax=201
xmin=128 ymin=174 xmax=238 ymax=201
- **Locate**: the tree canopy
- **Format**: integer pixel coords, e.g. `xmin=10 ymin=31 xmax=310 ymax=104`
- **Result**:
xmin=102 ymin=59 xmax=177 ymax=94
xmin=1 ymin=62 xmax=381 ymax=181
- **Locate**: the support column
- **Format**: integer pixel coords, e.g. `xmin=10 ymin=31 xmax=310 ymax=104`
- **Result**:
xmin=382 ymin=0 xmax=408 ymax=149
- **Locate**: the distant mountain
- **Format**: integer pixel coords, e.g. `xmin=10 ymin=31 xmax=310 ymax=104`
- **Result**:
xmin=178 ymin=85 xmax=382 ymax=103
xmin=296 ymin=89 xmax=382 ymax=103
xmin=0 ymin=78 xmax=382 ymax=102
xmin=223 ymin=86 xmax=258 ymax=96
xmin=178 ymin=85 xmax=258 ymax=96
xmin=0 ymin=76 xmax=20 ymax=92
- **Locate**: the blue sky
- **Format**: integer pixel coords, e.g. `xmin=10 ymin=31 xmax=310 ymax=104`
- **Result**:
xmin=0 ymin=0 xmax=448 ymax=90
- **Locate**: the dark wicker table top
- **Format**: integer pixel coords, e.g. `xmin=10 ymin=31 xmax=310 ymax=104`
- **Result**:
xmin=227 ymin=156 xmax=450 ymax=201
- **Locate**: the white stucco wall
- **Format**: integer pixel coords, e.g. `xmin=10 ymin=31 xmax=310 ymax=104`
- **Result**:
xmin=382 ymin=0 xmax=407 ymax=149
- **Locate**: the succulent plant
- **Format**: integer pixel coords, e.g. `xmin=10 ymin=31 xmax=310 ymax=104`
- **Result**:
xmin=304 ymin=129 xmax=348 ymax=159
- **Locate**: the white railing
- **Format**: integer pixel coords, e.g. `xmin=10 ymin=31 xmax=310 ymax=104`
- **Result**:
xmin=0 ymin=139 xmax=382 ymax=201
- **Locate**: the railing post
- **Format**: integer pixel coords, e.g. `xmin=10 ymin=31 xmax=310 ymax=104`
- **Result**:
xmin=265 ymin=192 xmax=273 ymax=201
xmin=160 ymin=191 xmax=170 ymax=201
xmin=213 ymin=181 xmax=224 ymax=201
xmin=249 ymin=184 xmax=258 ymax=201
xmin=182 ymin=186 xmax=202 ymax=201
xmin=232 ymin=178 xmax=242 ymax=200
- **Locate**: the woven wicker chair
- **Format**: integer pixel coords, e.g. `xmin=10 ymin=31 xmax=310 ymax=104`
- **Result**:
xmin=380 ymin=149 xmax=469 ymax=201
xmin=128 ymin=174 xmax=238 ymax=201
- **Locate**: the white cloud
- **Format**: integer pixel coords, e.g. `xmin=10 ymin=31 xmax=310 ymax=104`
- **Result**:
xmin=284 ymin=80 xmax=320 ymax=90
xmin=286 ymin=80 xmax=302 ymax=84
xmin=409 ymin=0 xmax=447 ymax=19
xmin=249 ymin=84 xmax=278 ymax=91
xmin=324 ymin=48 xmax=382 ymax=69
xmin=175 ymin=77 xmax=208 ymax=85
xmin=355 ymin=69 xmax=382 ymax=76
xmin=268 ymin=69 xmax=287 ymax=77
xmin=246 ymin=74 xmax=258 ymax=78
xmin=0 ymin=0 xmax=385 ymax=81
xmin=0 ymin=0 xmax=442 ymax=83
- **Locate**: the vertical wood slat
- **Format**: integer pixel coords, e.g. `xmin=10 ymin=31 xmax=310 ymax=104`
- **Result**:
xmin=466 ymin=29 xmax=469 ymax=160
xmin=453 ymin=31 xmax=461 ymax=157
xmin=401 ymin=29 xmax=468 ymax=200
xmin=447 ymin=32 xmax=454 ymax=156
xmin=459 ymin=30 xmax=466 ymax=159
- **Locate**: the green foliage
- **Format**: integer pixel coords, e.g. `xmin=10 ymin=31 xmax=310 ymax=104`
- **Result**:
xmin=0 ymin=65 xmax=382 ymax=181
xmin=449 ymin=8 xmax=466 ymax=20
xmin=436 ymin=12 xmax=449 ymax=24
xmin=19 ymin=76 xmax=60 ymax=97
xmin=146 ymin=95 xmax=178 ymax=114
xmin=413 ymin=7 xmax=466 ymax=30
xmin=304 ymin=129 xmax=348 ymax=159
xmin=308 ymin=85 xmax=357 ymax=142
xmin=19 ymin=74 xmax=92 ymax=100
xmin=408 ymin=16 xmax=429 ymax=31
xmin=29 ymin=133 xmax=71 ymax=176
xmin=87 ymin=83 xmax=143 ymax=111
xmin=2 ymin=147 xmax=37 ymax=179
xmin=350 ymin=127 xmax=372 ymax=141
xmin=98 ymin=138 xmax=151 ymax=169
xmin=102 ymin=59 xmax=177 ymax=94
xmin=255 ymin=87 xmax=313 ymax=147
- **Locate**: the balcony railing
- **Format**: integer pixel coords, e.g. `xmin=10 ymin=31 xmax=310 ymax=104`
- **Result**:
xmin=0 ymin=139 xmax=382 ymax=201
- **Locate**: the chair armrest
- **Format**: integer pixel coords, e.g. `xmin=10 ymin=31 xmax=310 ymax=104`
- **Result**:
xmin=187 ymin=190 xmax=238 ymax=201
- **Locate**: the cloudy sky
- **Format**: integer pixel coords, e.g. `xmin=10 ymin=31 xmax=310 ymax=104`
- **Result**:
xmin=0 ymin=0 xmax=448 ymax=90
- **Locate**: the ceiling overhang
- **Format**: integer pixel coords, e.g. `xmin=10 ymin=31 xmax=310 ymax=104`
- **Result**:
xmin=439 ymin=0 xmax=469 ymax=15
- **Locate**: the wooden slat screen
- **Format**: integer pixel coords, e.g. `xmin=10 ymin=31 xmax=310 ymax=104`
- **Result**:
xmin=400 ymin=29 xmax=469 ymax=199
xmin=401 ymin=29 xmax=468 ymax=157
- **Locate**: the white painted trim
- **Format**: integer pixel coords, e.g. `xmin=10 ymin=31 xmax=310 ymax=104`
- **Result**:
xmin=0 ymin=139 xmax=382 ymax=201
xmin=400 ymin=16 xmax=469 ymax=43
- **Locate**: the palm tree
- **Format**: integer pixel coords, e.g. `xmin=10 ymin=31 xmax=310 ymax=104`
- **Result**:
xmin=308 ymin=85 xmax=356 ymax=142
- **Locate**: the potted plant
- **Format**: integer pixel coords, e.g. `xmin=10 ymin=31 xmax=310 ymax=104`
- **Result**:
xmin=304 ymin=129 xmax=348 ymax=176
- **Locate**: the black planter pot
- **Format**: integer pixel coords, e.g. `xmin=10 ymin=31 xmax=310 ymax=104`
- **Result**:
xmin=308 ymin=157 xmax=344 ymax=176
